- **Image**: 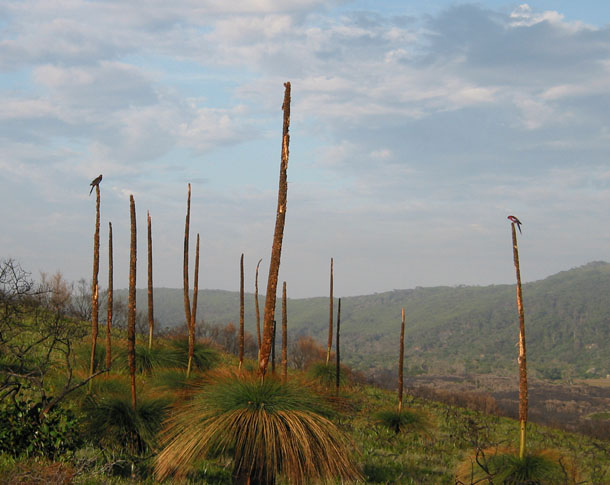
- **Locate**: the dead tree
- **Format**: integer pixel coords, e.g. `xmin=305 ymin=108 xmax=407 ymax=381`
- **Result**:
xmin=259 ymin=82 xmax=291 ymax=379
xmin=128 ymin=195 xmax=137 ymax=410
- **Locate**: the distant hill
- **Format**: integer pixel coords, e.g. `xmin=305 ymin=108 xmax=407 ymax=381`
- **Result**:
xmin=116 ymin=262 xmax=610 ymax=379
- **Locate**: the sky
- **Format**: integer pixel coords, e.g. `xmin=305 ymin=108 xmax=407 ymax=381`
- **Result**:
xmin=2 ymin=1 xmax=610 ymax=298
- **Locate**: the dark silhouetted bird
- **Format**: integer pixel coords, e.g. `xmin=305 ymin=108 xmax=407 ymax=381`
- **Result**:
xmin=507 ymin=215 xmax=522 ymax=234
xmin=89 ymin=174 xmax=103 ymax=195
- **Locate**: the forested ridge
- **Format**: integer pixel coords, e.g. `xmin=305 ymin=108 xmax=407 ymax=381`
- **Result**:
xmin=116 ymin=261 xmax=610 ymax=379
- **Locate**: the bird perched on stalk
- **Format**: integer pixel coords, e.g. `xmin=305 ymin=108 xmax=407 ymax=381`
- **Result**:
xmin=507 ymin=215 xmax=522 ymax=234
xmin=89 ymin=174 xmax=103 ymax=195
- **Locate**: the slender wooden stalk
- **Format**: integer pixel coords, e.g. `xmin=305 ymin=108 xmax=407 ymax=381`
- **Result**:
xmin=105 ymin=222 xmax=113 ymax=370
xmin=326 ymin=257 xmax=334 ymax=365
xmin=271 ymin=320 xmax=277 ymax=374
xmin=398 ymin=307 xmax=405 ymax=414
xmin=259 ymin=82 xmax=291 ymax=378
xmin=239 ymin=253 xmax=245 ymax=370
xmin=89 ymin=184 xmax=101 ymax=391
xmin=281 ymin=281 xmax=287 ymax=384
xmin=255 ymin=258 xmax=262 ymax=353
xmin=335 ymin=298 xmax=341 ymax=396
xmin=147 ymin=211 xmax=154 ymax=350
xmin=183 ymin=183 xmax=192 ymax=374
xmin=128 ymin=195 xmax=137 ymax=410
xmin=187 ymin=233 xmax=200 ymax=377
xmin=511 ymin=221 xmax=528 ymax=459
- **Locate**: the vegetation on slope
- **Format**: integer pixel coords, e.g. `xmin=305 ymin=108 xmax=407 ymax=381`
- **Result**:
xmin=117 ymin=261 xmax=610 ymax=378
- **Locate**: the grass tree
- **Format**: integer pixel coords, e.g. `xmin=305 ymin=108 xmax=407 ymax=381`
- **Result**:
xmin=154 ymin=371 xmax=362 ymax=484
xmin=259 ymin=82 xmax=291 ymax=378
xmin=128 ymin=195 xmax=137 ymax=410
xmin=326 ymin=257 xmax=334 ymax=365
xmin=375 ymin=307 xmax=431 ymax=435
xmin=147 ymin=211 xmax=154 ymax=350
xmin=156 ymin=84 xmax=362 ymax=484
xmin=106 ymin=221 xmax=113 ymax=370
xmin=89 ymin=181 xmax=101 ymax=390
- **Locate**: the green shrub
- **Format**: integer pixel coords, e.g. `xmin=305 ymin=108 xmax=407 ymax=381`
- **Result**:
xmin=0 ymin=399 xmax=81 ymax=459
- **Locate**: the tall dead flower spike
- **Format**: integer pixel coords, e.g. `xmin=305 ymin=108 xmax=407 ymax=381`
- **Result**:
xmin=508 ymin=214 xmax=528 ymax=459
xmin=282 ymin=281 xmax=288 ymax=383
xmin=128 ymin=195 xmax=137 ymax=410
xmin=255 ymin=258 xmax=263 ymax=356
xmin=89 ymin=176 xmax=101 ymax=391
xmin=187 ymin=233 xmax=200 ymax=377
xmin=326 ymin=257 xmax=334 ymax=365
xmin=239 ymin=253 xmax=245 ymax=370
xmin=147 ymin=211 xmax=154 ymax=350
xmin=106 ymin=222 xmax=113 ymax=370
xmin=259 ymin=82 xmax=291 ymax=379
xmin=183 ymin=184 xmax=192 ymax=373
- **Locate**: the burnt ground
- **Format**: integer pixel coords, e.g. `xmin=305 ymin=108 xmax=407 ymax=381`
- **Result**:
xmin=400 ymin=374 xmax=610 ymax=440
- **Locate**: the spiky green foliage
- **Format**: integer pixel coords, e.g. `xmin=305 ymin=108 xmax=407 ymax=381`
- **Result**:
xmin=308 ymin=362 xmax=348 ymax=387
xmin=168 ymin=338 xmax=219 ymax=372
xmin=155 ymin=371 xmax=362 ymax=484
xmin=458 ymin=448 xmax=575 ymax=484
xmin=81 ymin=394 xmax=169 ymax=456
xmin=374 ymin=408 xmax=432 ymax=435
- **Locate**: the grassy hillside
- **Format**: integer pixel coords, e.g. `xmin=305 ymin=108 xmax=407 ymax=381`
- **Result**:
xmin=1 ymin=331 xmax=608 ymax=484
xmin=117 ymin=261 xmax=610 ymax=379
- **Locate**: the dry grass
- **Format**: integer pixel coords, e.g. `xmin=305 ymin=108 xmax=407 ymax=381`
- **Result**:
xmin=154 ymin=370 xmax=362 ymax=484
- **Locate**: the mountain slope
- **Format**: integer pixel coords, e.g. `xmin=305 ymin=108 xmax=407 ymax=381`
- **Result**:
xmin=117 ymin=262 xmax=610 ymax=378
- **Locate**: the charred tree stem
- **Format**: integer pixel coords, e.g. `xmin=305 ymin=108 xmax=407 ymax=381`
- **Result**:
xmin=147 ymin=211 xmax=154 ymax=350
xmin=106 ymin=222 xmax=113 ymax=370
xmin=187 ymin=233 xmax=200 ymax=377
xmin=336 ymin=298 xmax=341 ymax=396
xmin=239 ymin=253 xmax=245 ymax=370
xmin=259 ymin=82 xmax=291 ymax=378
xmin=128 ymin=195 xmax=137 ymax=410
xmin=183 ymin=184 xmax=192 ymax=375
xmin=255 ymin=258 xmax=263 ymax=357
xmin=511 ymin=223 xmax=528 ymax=459
xmin=398 ymin=307 xmax=405 ymax=414
xmin=326 ymin=258 xmax=334 ymax=365
xmin=89 ymin=185 xmax=101 ymax=391
xmin=282 ymin=281 xmax=287 ymax=384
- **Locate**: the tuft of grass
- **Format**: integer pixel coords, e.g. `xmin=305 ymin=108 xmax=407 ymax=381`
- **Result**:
xmin=81 ymin=394 xmax=169 ymax=456
xmin=457 ymin=447 xmax=578 ymax=484
xmin=155 ymin=370 xmax=362 ymax=484
xmin=374 ymin=408 xmax=433 ymax=436
xmin=308 ymin=361 xmax=348 ymax=387
xmin=167 ymin=338 xmax=219 ymax=372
